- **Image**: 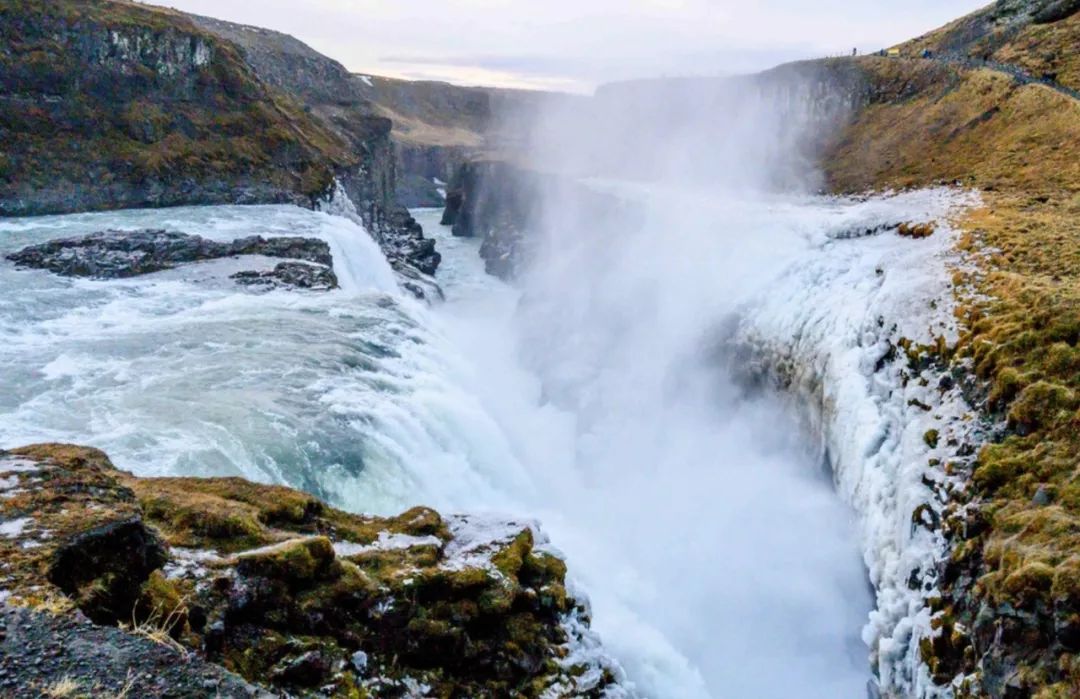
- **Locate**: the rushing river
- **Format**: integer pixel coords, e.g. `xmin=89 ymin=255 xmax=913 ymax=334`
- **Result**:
xmin=0 ymin=190 xmax=960 ymax=697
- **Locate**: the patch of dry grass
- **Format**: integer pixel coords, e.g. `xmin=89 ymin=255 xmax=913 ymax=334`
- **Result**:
xmin=951 ymin=195 xmax=1080 ymax=619
xmin=826 ymin=63 xmax=1080 ymax=195
xmin=122 ymin=597 xmax=189 ymax=655
xmin=992 ymin=12 xmax=1080 ymax=92
xmin=124 ymin=473 xmax=450 ymax=554
xmin=43 ymin=676 xmax=82 ymax=699
xmin=38 ymin=670 xmax=135 ymax=699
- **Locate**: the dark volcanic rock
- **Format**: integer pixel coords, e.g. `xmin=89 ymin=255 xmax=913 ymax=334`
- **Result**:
xmin=396 ymin=173 xmax=447 ymax=208
xmin=231 ymin=261 xmax=339 ymax=291
xmin=0 ymin=605 xmax=272 ymax=698
xmin=385 ymin=206 xmax=442 ymax=276
xmin=440 ymin=161 xmax=543 ymax=279
xmin=227 ymin=236 xmax=333 ymax=267
xmin=47 ymin=517 xmax=168 ymax=626
xmin=6 ymin=229 xmax=334 ymax=280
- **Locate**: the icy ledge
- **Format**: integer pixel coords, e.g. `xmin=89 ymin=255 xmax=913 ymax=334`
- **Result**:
xmin=731 ymin=189 xmax=983 ymax=698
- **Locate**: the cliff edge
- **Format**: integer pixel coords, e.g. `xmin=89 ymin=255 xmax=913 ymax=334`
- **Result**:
xmin=0 ymin=0 xmax=352 ymax=216
xmin=818 ymin=3 xmax=1080 ymax=697
xmin=0 ymin=444 xmax=628 ymax=697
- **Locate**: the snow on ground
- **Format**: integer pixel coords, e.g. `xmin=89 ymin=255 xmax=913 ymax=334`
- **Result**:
xmin=0 ymin=517 xmax=32 ymax=539
xmin=734 ymin=189 xmax=981 ymax=697
xmin=332 ymin=531 xmax=442 ymax=557
xmin=441 ymin=514 xmax=538 ymax=575
xmin=0 ymin=458 xmax=40 ymax=474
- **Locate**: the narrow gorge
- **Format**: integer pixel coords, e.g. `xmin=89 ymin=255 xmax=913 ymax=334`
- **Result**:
xmin=1 ymin=1 xmax=1078 ymax=698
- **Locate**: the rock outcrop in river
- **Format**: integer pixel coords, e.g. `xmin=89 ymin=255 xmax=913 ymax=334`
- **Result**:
xmin=0 ymin=445 xmax=628 ymax=697
xmin=6 ymin=229 xmax=339 ymax=290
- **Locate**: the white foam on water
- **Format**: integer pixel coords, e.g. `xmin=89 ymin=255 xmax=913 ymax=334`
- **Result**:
xmin=0 ymin=194 xmax=972 ymax=697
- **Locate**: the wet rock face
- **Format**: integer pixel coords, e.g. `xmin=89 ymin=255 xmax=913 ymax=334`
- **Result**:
xmin=0 ymin=445 xmax=629 ymax=698
xmin=385 ymin=205 xmax=442 ymax=276
xmin=7 ymin=229 xmax=337 ymax=290
xmin=440 ymin=160 xmax=547 ymax=280
xmin=230 ymin=261 xmax=339 ymax=291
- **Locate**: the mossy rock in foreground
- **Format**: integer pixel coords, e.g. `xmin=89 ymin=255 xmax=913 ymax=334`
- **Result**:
xmin=0 ymin=444 xmax=626 ymax=698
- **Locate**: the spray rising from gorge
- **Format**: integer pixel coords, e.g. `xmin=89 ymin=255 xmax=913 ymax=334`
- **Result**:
xmin=0 ymin=41 xmax=975 ymax=698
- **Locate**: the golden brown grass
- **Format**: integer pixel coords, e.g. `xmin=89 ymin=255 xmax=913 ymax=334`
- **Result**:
xmin=991 ymin=12 xmax=1080 ymax=92
xmin=826 ymin=61 xmax=1080 ymax=195
xmin=951 ymin=194 xmax=1080 ymax=610
xmin=38 ymin=671 xmax=135 ymax=699
xmin=380 ymin=108 xmax=487 ymax=147
xmin=43 ymin=677 xmax=83 ymax=699
xmin=124 ymin=473 xmax=449 ymax=555
xmin=122 ymin=594 xmax=189 ymax=654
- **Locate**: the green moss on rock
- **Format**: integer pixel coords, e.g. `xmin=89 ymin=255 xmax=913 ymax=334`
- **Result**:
xmin=0 ymin=445 xmax=623 ymax=697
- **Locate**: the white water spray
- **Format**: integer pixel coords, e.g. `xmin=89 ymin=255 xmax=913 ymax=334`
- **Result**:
xmin=0 ymin=184 xmax=968 ymax=697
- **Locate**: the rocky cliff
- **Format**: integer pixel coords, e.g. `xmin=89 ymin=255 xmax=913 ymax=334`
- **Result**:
xmin=0 ymin=444 xmax=629 ymax=697
xmin=184 ymin=12 xmax=573 ymax=212
xmin=0 ymin=0 xmax=441 ymax=283
xmin=0 ymin=0 xmax=352 ymax=216
xmin=440 ymin=161 xmax=628 ymax=280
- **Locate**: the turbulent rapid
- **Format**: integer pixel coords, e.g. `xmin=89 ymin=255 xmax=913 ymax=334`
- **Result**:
xmin=0 ymin=187 xmax=970 ymax=697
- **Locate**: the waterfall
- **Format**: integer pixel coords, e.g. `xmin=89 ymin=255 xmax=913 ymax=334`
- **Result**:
xmin=0 ymin=187 xmax=974 ymax=697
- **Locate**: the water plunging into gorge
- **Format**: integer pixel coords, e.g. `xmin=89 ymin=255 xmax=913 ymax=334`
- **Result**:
xmin=0 ymin=185 xmax=971 ymax=697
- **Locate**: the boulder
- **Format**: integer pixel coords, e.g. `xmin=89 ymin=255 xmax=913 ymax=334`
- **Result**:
xmin=47 ymin=517 xmax=168 ymax=625
xmin=230 ymin=261 xmax=339 ymax=291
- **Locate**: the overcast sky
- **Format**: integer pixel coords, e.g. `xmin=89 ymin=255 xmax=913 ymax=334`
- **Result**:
xmin=159 ymin=0 xmax=987 ymax=92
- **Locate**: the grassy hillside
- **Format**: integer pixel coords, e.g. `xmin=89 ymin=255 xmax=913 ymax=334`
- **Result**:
xmin=0 ymin=0 xmax=355 ymax=215
xmin=823 ymin=8 xmax=1080 ymax=695
xmin=898 ymin=0 xmax=1080 ymax=91
xmin=826 ymin=60 xmax=1079 ymax=195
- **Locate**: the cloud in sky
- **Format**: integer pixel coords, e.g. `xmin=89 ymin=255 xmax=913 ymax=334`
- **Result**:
xmin=157 ymin=0 xmax=989 ymax=91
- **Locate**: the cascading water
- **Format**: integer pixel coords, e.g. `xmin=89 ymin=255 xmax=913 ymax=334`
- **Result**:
xmin=0 ymin=183 xmax=969 ymax=697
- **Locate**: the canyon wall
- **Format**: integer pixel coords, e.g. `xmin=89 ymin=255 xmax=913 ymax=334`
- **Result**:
xmin=0 ymin=0 xmax=350 ymax=216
